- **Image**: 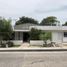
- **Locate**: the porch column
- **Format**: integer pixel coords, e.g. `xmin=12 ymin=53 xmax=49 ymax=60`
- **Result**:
xmin=15 ymin=32 xmax=18 ymax=40
xmin=20 ymin=32 xmax=23 ymax=40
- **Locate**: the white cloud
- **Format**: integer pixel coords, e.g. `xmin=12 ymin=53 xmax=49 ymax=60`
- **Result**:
xmin=0 ymin=0 xmax=67 ymax=25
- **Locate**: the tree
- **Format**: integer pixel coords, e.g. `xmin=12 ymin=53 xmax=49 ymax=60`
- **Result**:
xmin=0 ymin=17 xmax=13 ymax=45
xmin=39 ymin=32 xmax=51 ymax=41
xmin=15 ymin=16 xmax=38 ymax=25
xmin=39 ymin=16 xmax=58 ymax=45
xmin=30 ymin=28 xmax=41 ymax=40
xmin=40 ymin=16 xmax=59 ymax=25
xmin=2 ymin=19 xmax=13 ymax=40
xmin=63 ymin=21 xmax=67 ymax=26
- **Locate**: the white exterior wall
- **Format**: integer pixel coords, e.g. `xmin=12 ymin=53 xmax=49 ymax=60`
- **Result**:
xmin=11 ymin=40 xmax=23 ymax=45
xmin=30 ymin=40 xmax=44 ymax=46
xmin=11 ymin=40 xmax=44 ymax=46
xmin=2 ymin=40 xmax=23 ymax=45
xmin=52 ymin=32 xmax=63 ymax=43
xmin=63 ymin=32 xmax=67 ymax=42
xmin=63 ymin=37 xmax=67 ymax=42
xmin=30 ymin=26 xmax=67 ymax=31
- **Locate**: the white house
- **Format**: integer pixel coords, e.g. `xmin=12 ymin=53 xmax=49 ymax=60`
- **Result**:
xmin=14 ymin=23 xmax=67 ymax=46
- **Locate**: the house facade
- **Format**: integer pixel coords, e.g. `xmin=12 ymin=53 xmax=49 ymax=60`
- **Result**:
xmin=14 ymin=23 xmax=67 ymax=46
xmin=14 ymin=23 xmax=38 ymax=44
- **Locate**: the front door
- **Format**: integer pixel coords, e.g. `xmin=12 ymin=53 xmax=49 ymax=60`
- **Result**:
xmin=23 ymin=32 xmax=30 ymax=42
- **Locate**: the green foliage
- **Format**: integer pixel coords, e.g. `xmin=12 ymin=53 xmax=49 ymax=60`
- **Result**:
xmin=0 ymin=43 xmax=6 ymax=48
xmin=30 ymin=28 xmax=51 ymax=40
xmin=30 ymin=28 xmax=41 ymax=40
xmin=39 ymin=32 xmax=51 ymax=41
xmin=15 ymin=16 xmax=38 ymax=25
xmin=0 ymin=17 xmax=13 ymax=40
xmin=6 ymin=41 xmax=14 ymax=47
xmin=63 ymin=21 xmax=67 ymax=26
xmin=39 ymin=16 xmax=58 ymax=42
xmin=39 ymin=32 xmax=46 ymax=40
xmin=40 ymin=16 xmax=59 ymax=25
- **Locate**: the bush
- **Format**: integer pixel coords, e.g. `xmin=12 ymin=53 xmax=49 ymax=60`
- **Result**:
xmin=0 ymin=43 xmax=6 ymax=48
xmin=6 ymin=41 xmax=14 ymax=47
xmin=43 ymin=42 xmax=54 ymax=47
xmin=30 ymin=28 xmax=41 ymax=40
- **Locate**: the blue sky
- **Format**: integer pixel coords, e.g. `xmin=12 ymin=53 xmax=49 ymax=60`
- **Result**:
xmin=0 ymin=0 xmax=67 ymax=25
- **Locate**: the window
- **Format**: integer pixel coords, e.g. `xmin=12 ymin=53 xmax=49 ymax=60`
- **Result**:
xmin=64 ymin=32 xmax=67 ymax=37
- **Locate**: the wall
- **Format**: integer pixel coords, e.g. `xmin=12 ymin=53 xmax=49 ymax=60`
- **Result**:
xmin=63 ymin=37 xmax=67 ymax=42
xmin=63 ymin=37 xmax=67 ymax=46
xmin=11 ymin=40 xmax=44 ymax=46
xmin=2 ymin=40 xmax=44 ymax=46
xmin=52 ymin=32 xmax=63 ymax=43
xmin=30 ymin=40 xmax=44 ymax=46
xmin=11 ymin=40 xmax=23 ymax=45
xmin=2 ymin=40 xmax=23 ymax=45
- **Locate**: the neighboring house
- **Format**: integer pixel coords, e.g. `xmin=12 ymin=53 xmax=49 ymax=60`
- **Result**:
xmin=14 ymin=23 xmax=67 ymax=46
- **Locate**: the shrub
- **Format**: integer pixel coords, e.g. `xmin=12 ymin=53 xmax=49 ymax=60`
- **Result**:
xmin=30 ymin=28 xmax=41 ymax=40
xmin=43 ymin=42 xmax=54 ymax=47
xmin=0 ymin=43 xmax=6 ymax=48
xmin=6 ymin=41 xmax=14 ymax=47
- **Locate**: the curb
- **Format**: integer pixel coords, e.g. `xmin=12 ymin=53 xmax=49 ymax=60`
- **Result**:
xmin=0 ymin=48 xmax=67 ymax=52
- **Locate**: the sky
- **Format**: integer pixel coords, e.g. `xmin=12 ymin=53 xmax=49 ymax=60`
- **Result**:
xmin=0 ymin=0 xmax=67 ymax=25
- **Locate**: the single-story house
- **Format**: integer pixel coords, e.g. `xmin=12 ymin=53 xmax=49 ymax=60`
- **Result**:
xmin=13 ymin=23 xmax=41 ymax=45
xmin=14 ymin=23 xmax=67 ymax=46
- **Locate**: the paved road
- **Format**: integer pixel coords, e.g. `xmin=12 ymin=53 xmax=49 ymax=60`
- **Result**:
xmin=0 ymin=51 xmax=67 ymax=67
